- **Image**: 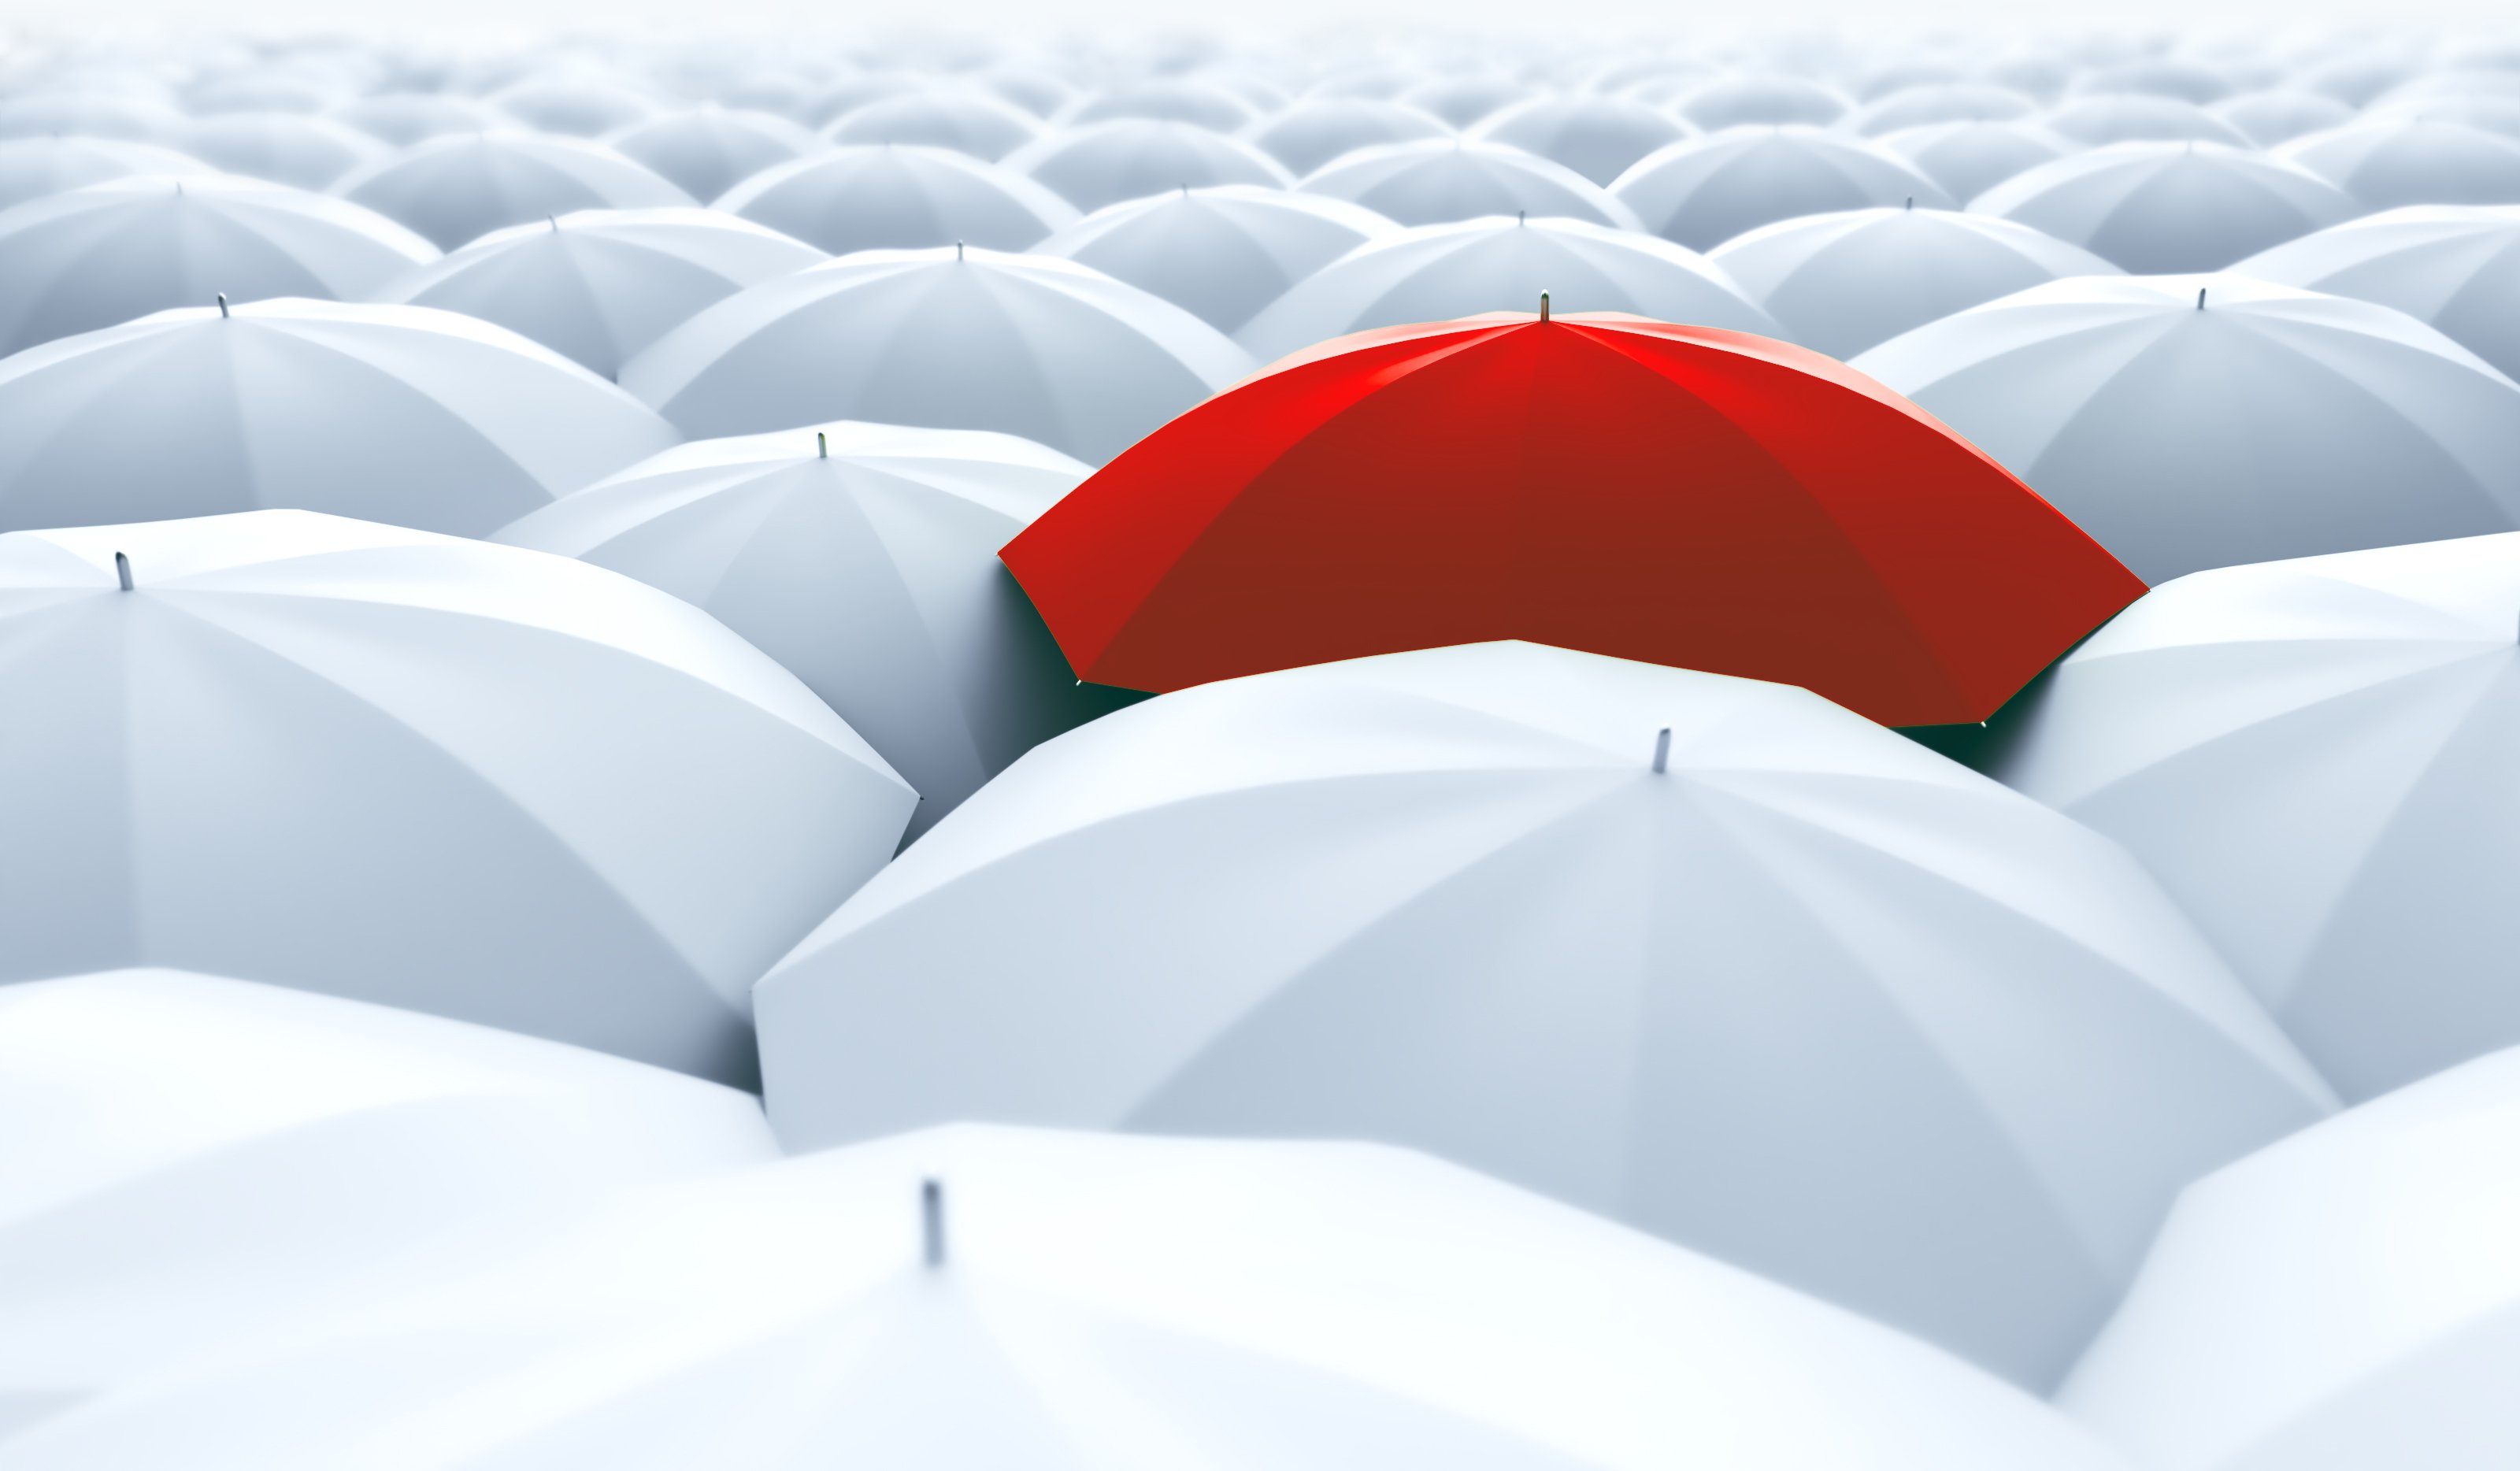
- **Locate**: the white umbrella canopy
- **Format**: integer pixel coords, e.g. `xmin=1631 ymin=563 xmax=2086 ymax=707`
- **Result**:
xmin=2046 ymin=93 xmax=2251 ymax=147
xmin=1989 ymin=532 xmax=2520 ymax=1101
xmin=1235 ymin=213 xmax=1773 ymax=362
xmin=2211 ymin=90 xmax=2355 ymax=146
xmin=1064 ymin=76 xmax=1262 ymax=131
xmin=495 ymin=420 xmax=1116 ymax=841
xmin=1969 ymin=142 xmax=2359 ymax=272
xmin=489 ymin=76 xmax=667 ymax=137
xmin=377 ymin=208 xmax=823 ymax=380
xmin=1242 ymin=96 xmax=1451 ymax=176
xmin=0 ymin=91 xmax=183 ymax=143
xmin=328 ymin=91 xmax=508 ymax=146
xmin=1853 ymin=274 xmax=2520 ymax=583
xmin=2060 ymin=1045 xmax=2520 ymax=1471
xmin=755 ymin=641 xmax=2335 ymax=1388
xmin=976 ymin=65 xmax=1076 ymax=119
xmin=2236 ymin=205 xmax=2520 ymax=380
xmin=1009 ymin=118 xmax=1295 ymax=213
xmin=336 ymin=132 xmax=694 ymax=252
xmin=0 ymin=510 xmax=914 ymax=1084
xmin=1710 ymin=205 xmax=2119 ymax=359
xmin=1395 ymin=73 xmax=1536 ymax=128
xmin=2075 ymin=57 xmax=2237 ymax=105
xmin=0 ymin=173 xmax=435 ymax=357
xmin=796 ymin=72 xmax=926 ymax=128
xmin=2278 ymin=117 xmax=2520 ymax=209
xmin=1300 ymin=138 xmax=1642 ymax=228
xmin=823 ymin=90 xmax=1041 ymax=160
xmin=1877 ymin=118 xmax=2074 ymax=203
xmin=1613 ymin=125 xmax=1954 ymax=251
xmin=0 ymin=1124 xmax=2141 ymax=1471
xmin=1842 ymin=82 xmax=2039 ymax=135
xmin=715 ymin=145 xmax=1077 ymax=255
xmin=178 ymin=111 xmax=385 ymax=189
xmin=622 ymin=246 xmax=1251 ymax=462
xmin=1035 ymin=183 xmax=1392 ymax=333
xmin=607 ymin=106 xmax=818 ymax=204
xmin=0 ymin=136 xmax=208 ymax=212
xmin=1465 ymin=94 xmax=1692 ymax=186
xmin=0 ymin=296 xmax=674 ymax=535
xmin=1670 ymin=73 xmax=1852 ymax=129
xmin=0 ymin=968 xmax=778 ymax=1427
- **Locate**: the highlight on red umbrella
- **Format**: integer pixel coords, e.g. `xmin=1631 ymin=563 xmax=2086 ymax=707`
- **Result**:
xmin=999 ymin=308 xmax=2147 ymax=729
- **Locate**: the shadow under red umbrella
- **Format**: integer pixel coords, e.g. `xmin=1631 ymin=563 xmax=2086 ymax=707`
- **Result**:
xmin=999 ymin=308 xmax=2144 ymax=728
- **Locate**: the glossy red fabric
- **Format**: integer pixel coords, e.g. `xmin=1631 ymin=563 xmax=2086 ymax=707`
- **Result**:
xmin=1001 ymin=313 xmax=2144 ymax=727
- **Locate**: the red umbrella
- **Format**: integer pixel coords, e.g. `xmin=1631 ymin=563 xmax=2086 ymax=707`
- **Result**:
xmin=1000 ymin=311 xmax=2143 ymax=727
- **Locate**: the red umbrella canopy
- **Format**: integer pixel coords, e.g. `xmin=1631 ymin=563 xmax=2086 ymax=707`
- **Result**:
xmin=1000 ymin=313 xmax=2143 ymax=727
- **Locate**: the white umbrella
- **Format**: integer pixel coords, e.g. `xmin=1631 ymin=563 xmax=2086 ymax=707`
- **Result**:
xmin=1990 ymin=531 xmax=2520 ymax=1099
xmin=976 ymin=65 xmax=1075 ymax=119
xmin=0 ymin=1123 xmax=2140 ymax=1471
xmin=183 ymin=72 xmax=343 ymax=117
xmin=755 ymin=641 xmax=2334 ymax=1388
xmin=0 ymin=92 xmax=183 ymax=143
xmin=1854 ymin=273 xmax=2520 ymax=582
xmin=1970 ymin=142 xmax=2358 ymax=272
xmin=1300 ymin=138 xmax=1641 ymax=228
xmin=1844 ymin=83 xmax=2038 ymax=136
xmin=495 ymin=420 xmax=1115 ymax=839
xmin=1710 ymin=205 xmax=2118 ymax=359
xmin=1613 ymin=125 xmax=1953 ymax=250
xmin=797 ymin=73 xmax=925 ymax=128
xmin=1036 ymin=183 xmax=1392 ymax=333
xmin=328 ymin=91 xmax=507 ymax=146
xmin=823 ymin=91 xmax=1041 ymax=161
xmin=607 ymin=106 xmax=819 ymax=204
xmin=623 ymin=246 xmax=1250 ymax=462
xmin=2236 ymin=204 xmax=2520 ymax=380
xmin=715 ymin=145 xmax=1077 ymax=255
xmin=2047 ymin=93 xmax=2251 ymax=146
xmin=0 ymin=968 xmax=777 ymax=1423
xmin=2278 ymin=117 xmax=2520 ymax=209
xmin=1396 ymin=73 xmax=1535 ymax=128
xmin=0 ymin=173 xmax=435 ymax=357
xmin=336 ymin=132 xmax=694 ymax=252
xmin=1877 ymin=118 xmax=2074 ymax=203
xmin=0 ymin=296 xmax=675 ymax=535
xmin=2061 ymin=1044 xmax=2520 ymax=1471
xmin=178 ymin=112 xmax=384 ymax=189
xmin=490 ymin=76 xmax=665 ymax=138
xmin=1236 ymin=212 xmax=1773 ymax=362
xmin=0 ymin=510 xmax=913 ymax=1083
xmin=1670 ymin=73 xmax=1851 ymax=129
xmin=1064 ymin=77 xmax=1262 ymax=132
xmin=378 ymin=208 xmax=823 ymax=380
xmin=2075 ymin=57 xmax=2235 ymax=105
xmin=2211 ymin=90 xmax=2355 ymax=146
xmin=2363 ymin=91 xmax=2520 ymax=139
xmin=1242 ymin=96 xmax=1451 ymax=176
xmin=1008 ymin=118 xmax=1294 ymax=213
xmin=0 ymin=136 xmax=208 ymax=212
xmin=1466 ymin=94 xmax=1692 ymax=186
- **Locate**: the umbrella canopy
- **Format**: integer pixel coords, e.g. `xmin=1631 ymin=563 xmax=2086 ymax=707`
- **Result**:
xmin=1854 ymin=273 xmax=2520 ymax=583
xmin=2061 ymin=1045 xmax=2520 ymax=1471
xmin=2279 ymin=117 xmax=2520 ymax=209
xmin=328 ymin=91 xmax=508 ymax=146
xmin=607 ymin=106 xmax=819 ymax=203
xmin=1036 ymin=183 xmax=1392 ymax=332
xmin=490 ymin=76 xmax=666 ymax=137
xmin=1008 ymin=118 xmax=1294 ymax=213
xmin=1970 ymin=142 xmax=2359 ymax=272
xmin=0 ymin=968 xmax=776 ymax=1424
xmin=1241 ymin=96 xmax=1452 ymax=176
xmin=2236 ymin=204 xmax=2520 ymax=381
xmin=1877 ymin=117 xmax=2075 ymax=202
xmin=495 ymin=420 xmax=1117 ymax=839
xmin=756 ymin=643 xmax=2331 ymax=1387
xmin=1614 ymin=125 xmax=1954 ymax=250
xmin=2076 ymin=57 xmax=2236 ymax=105
xmin=1844 ymin=83 xmax=2039 ymax=135
xmin=2211 ymin=90 xmax=2355 ymax=146
xmin=337 ymin=132 xmax=694 ymax=251
xmin=1236 ymin=213 xmax=1774 ymax=363
xmin=0 ymin=91 xmax=183 ymax=143
xmin=0 ymin=173 xmax=435 ymax=357
xmin=177 ymin=112 xmax=383 ymax=188
xmin=714 ymin=144 xmax=1077 ymax=255
xmin=1710 ymin=205 xmax=2119 ymax=358
xmin=379 ymin=207 xmax=824 ymax=380
xmin=1466 ymin=94 xmax=1692 ymax=185
xmin=1670 ymin=73 xmax=1851 ymax=129
xmin=623 ymin=246 xmax=1250 ymax=463
xmin=0 ymin=510 xmax=913 ymax=1084
xmin=0 ymin=297 xmax=675 ymax=535
xmin=0 ymin=135 xmax=209 ymax=213
xmin=0 ymin=1123 xmax=2140 ymax=1471
xmin=2046 ymin=93 xmax=2251 ymax=146
xmin=1065 ymin=77 xmax=1262 ymax=131
xmin=1299 ymin=138 xmax=1641 ymax=228
xmin=1990 ymin=531 xmax=2520 ymax=1099
xmin=1001 ymin=312 xmax=2139 ymax=725
xmin=823 ymin=90 xmax=1041 ymax=160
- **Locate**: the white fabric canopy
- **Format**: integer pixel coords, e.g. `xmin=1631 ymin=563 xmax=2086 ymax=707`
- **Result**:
xmin=2046 ymin=94 xmax=2250 ymax=146
xmin=328 ymin=91 xmax=507 ymax=146
xmin=1877 ymin=118 xmax=2075 ymax=204
xmin=2279 ymin=117 xmax=2520 ymax=209
xmin=1241 ymin=96 xmax=1452 ymax=176
xmin=2236 ymin=204 xmax=2520 ymax=381
xmin=1969 ymin=141 xmax=2359 ymax=272
xmin=1007 ymin=119 xmax=1295 ymax=213
xmin=1466 ymin=94 xmax=1692 ymax=185
xmin=1670 ymin=74 xmax=1851 ymax=129
xmin=1036 ymin=183 xmax=1392 ymax=332
xmin=715 ymin=144 xmax=1078 ymax=255
xmin=1612 ymin=125 xmax=1954 ymax=250
xmin=824 ymin=90 xmax=1042 ymax=160
xmin=179 ymin=111 xmax=383 ymax=188
xmin=0 ymin=136 xmax=208 ymax=213
xmin=1301 ymin=138 xmax=1642 ymax=228
xmin=1853 ymin=273 xmax=2520 ymax=582
xmin=0 ymin=510 xmax=913 ymax=1084
xmin=1844 ymin=83 xmax=2037 ymax=135
xmin=607 ymin=106 xmax=820 ymax=203
xmin=757 ymin=641 xmax=2333 ymax=1388
xmin=2211 ymin=90 xmax=2355 ymax=146
xmin=336 ymin=132 xmax=694 ymax=251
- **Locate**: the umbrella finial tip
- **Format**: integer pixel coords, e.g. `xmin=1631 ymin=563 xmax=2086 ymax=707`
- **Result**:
xmin=921 ymin=1179 xmax=946 ymax=1269
xmin=956 ymin=239 xmax=965 ymax=260
xmin=2197 ymin=286 xmax=2207 ymax=310
xmin=1651 ymin=726 xmax=1671 ymax=774
xmin=1539 ymin=289 xmax=1551 ymax=323
xmin=1904 ymin=195 xmax=1913 ymax=209
xmin=215 ymin=292 xmax=228 ymax=318
xmin=817 ymin=431 xmax=828 ymax=458
xmin=114 ymin=551 xmax=133 ymax=591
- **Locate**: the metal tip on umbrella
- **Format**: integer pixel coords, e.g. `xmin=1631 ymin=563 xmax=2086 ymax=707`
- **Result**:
xmin=1539 ymin=290 xmax=1551 ymax=323
xmin=2197 ymin=287 xmax=2207 ymax=310
xmin=549 ymin=214 xmax=558 ymax=232
xmin=1518 ymin=209 xmax=1525 ymax=225
xmin=1651 ymin=726 xmax=1671 ymax=774
xmin=113 ymin=551 xmax=132 ymax=592
xmin=956 ymin=240 xmax=965 ymax=261
xmin=817 ymin=431 xmax=828 ymax=459
xmin=215 ymin=293 xmax=228 ymax=318
xmin=921 ymin=1179 xmax=947 ymax=1269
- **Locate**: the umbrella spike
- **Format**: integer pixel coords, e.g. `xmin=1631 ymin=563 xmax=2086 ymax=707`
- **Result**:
xmin=1539 ymin=291 xmax=1551 ymax=324
xmin=2197 ymin=287 xmax=2207 ymax=310
xmin=817 ymin=431 xmax=828 ymax=459
xmin=956 ymin=240 xmax=965 ymax=261
xmin=1904 ymin=195 xmax=1913 ymax=210
xmin=1651 ymin=727 xmax=1671 ymax=774
xmin=114 ymin=552 xmax=133 ymax=592
xmin=215 ymin=293 xmax=228 ymax=318
xmin=921 ymin=1179 xmax=946 ymax=1269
